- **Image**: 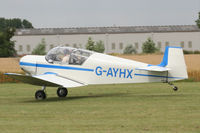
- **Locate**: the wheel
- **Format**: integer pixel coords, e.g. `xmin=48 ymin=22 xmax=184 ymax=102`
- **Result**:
xmin=35 ymin=90 xmax=46 ymax=100
xmin=173 ymin=86 xmax=178 ymax=91
xmin=57 ymin=87 xmax=68 ymax=97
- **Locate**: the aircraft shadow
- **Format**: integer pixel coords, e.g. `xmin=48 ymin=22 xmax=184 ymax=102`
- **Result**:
xmin=23 ymin=92 xmax=129 ymax=103
xmin=21 ymin=92 xmax=196 ymax=103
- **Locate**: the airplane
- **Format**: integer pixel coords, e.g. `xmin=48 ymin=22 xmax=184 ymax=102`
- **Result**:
xmin=5 ymin=46 xmax=188 ymax=100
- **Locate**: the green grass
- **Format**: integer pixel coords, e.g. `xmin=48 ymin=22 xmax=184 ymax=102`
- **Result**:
xmin=0 ymin=82 xmax=200 ymax=133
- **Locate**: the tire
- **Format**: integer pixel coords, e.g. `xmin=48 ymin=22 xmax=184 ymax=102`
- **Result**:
xmin=173 ymin=86 xmax=178 ymax=91
xmin=57 ymin=87 xmax=68 ymax=97
xmin=35 ymin=90 xmax=46 ymax=100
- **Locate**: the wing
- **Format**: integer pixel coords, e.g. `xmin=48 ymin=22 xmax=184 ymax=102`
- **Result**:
xmin=5 ymin=73 xmax=86 ymax=88
xmin=135 ymin=65 xmax=170 ymax=72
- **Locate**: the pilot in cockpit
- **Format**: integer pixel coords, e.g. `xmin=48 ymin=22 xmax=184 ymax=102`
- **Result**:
xmin=45 ymin=47 xmax=92 ymax=65
xmin=62 ymin=49 xmax=71 ymax=63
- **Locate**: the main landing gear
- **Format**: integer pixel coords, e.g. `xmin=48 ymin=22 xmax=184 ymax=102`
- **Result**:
xmin=35 ymin=86 xmax=46 ymax=100
xmin=57 ymin=87 xmax=68 ymax=97
xmin=35 ymin=86 xmax=68 ymax=100
xmin=167 ymin=82 xmax=178 ymax=91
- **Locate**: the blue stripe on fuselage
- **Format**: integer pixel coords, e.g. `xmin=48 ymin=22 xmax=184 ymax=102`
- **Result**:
xmin=20 ymin=62 xmax=36 ymax=67
xmin=20 ymin=62 xmax=184 ymax=79
xmin=19 ymin=62 xmax=94 ymax=72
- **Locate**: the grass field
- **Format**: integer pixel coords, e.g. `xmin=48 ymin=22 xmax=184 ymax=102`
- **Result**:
xmin=0 ymin=82 xmax=200 ymax=133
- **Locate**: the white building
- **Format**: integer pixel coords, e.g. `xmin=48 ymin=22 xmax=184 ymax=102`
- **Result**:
xmin=12 ymin=25 xmax=200 ymax=55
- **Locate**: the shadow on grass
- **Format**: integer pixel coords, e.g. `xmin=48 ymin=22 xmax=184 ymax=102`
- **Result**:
xmin=23 ymin=92 xmax=129 ymax=103
xmin=21 ymin=92 xmax=198 ymax=103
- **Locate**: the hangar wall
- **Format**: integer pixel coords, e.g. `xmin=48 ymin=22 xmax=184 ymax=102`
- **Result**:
xmin=12 ymin=25 xmax=200 ymax=55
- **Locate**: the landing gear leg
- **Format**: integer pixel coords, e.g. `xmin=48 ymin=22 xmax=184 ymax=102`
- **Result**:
xmin=35 ymin=86 xmax=47 ymax=100
xmin=168 ymin=82 xmax=178 ymax=91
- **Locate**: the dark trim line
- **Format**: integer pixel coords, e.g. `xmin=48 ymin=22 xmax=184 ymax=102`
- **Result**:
xmin=134 ymin=73 xmax=184 ymax=79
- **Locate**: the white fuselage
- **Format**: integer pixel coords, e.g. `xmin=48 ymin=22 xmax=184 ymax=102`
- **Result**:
xmin=19 ymin=53 xmax=170 ymax=86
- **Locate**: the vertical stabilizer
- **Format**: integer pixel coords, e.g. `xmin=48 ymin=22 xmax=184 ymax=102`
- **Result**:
xmin=160 ymin=46 xmax=188 ymax=81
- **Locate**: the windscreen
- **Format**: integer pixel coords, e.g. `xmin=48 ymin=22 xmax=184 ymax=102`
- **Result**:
xmin=69 ymin=49 xmax=93 ymax=65
xmin=45 ymin=47 xmax=93 ymax=65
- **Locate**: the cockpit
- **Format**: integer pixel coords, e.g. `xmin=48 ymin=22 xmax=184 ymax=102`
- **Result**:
xmin=45 ymin=47 xmax=93 ymax=65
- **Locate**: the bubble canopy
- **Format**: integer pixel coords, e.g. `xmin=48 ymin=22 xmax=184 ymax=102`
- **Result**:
xmin=45 ymin=47 xmax=93 ymax=65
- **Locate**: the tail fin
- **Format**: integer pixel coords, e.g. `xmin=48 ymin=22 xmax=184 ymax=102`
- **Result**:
xmin=159 ymin=46 xmax=188 ymax=81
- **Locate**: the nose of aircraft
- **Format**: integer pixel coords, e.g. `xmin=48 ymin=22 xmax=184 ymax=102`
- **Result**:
xmin=20 ymin=55 xmax=28 ymax=64
xmin=20 ymin=55 xmax=37 ymax=75
xmin=20 ymin=55 xmax=37 ymax=65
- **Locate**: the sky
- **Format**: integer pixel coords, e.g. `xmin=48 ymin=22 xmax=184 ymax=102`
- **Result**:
xmin=0 ymin=0 xmax=200 ymax=28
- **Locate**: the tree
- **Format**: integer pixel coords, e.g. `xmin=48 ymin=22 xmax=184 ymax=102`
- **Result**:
xmin=85 ymin=37 xmax=95 ymax=51
xmin=0 ymin=18 xmax=6 ymax=31
xmin=123 ymin=44 xmax=137 ymax=54
xmin=32 ymin=38 xmax=46 ymax=55
xmin=0 ymin=28 xmax=16 ymax=57
xmin=0 ymin=18 xmax=33 ymax=57
xmin=142 ymin=38 xmax=158 ymax=53
xmin=196 ymin=12 xmax=200 ymax=28
xmin=94 ymin=40 xmax=105 ymax=53
xmin=86 ymin=37 xmax=105 ymax=53
xmin=8 ymin=18 xmax=22 ymax=28
xmin=0 ymin=17 xmax=34 ymax=29
xmin=22 ymin=19 xmax=33 ymax=28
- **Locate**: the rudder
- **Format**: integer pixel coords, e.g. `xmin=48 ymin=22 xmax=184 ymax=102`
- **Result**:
xmin=160 ymin=46 xmax=188 ymax=81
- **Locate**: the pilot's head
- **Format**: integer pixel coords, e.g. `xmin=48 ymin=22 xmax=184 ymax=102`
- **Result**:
xmin=63 ymin=49 xmax=70 ymax=56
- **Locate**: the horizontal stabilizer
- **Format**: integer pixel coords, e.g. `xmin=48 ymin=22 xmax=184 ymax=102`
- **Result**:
xmin=135 ymin=65 xmax=170 ymax=72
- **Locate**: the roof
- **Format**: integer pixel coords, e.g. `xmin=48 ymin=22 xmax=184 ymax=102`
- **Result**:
xmin=15 ymin=25 xmax=200 ymax=36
